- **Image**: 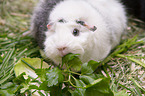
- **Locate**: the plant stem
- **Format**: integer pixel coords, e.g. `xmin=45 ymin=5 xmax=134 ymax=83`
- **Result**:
xmin=21 ymin=59 xmax=36 ymax=71
xmin=64 ymin=70 xmax=81 ymax=76
xmin=68 ymin=74 xmax=85 ymax=89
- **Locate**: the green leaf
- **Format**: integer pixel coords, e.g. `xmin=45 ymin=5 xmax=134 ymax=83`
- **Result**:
xmin=62 ymin=53 xmax=80 ymax=63
xmin=46 ymin=67 xmax=64 ymax=87
xmin=50 ymin=85 xmax=63 ymax=96
xmin=13 ymin=72 xmax=26 ymax=84
xmin=81 ymin=60 xmax=100 ymax=75
xmin=114 ymin=90 xmax=129 ymax=96
xmin=62 ymin=53 xmax=82 ymax=71
xmin=80 ymin=75 xmax=104 ymax=88
xmin=14 ymin=58 xmax=49 ymax=79
xmin=35 ymin=68 xmax=49 ymax=82
xmin=39 ymin=81 xmax=50 ymax=91
xmin=68 ymin=57 xmax=82 ymax=71
xmin=85 ymin=78 xmax=114 ymax=96
xmin=80 ymin=75 xmax=95 ymax=85
xmin=72 ymin=79 xmax=86 ymax=96
xmin=62 ymin=87 xmax=71 ymax=96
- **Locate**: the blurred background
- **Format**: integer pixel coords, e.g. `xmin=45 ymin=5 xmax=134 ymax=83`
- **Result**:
xmin=0 ymin=0 xmax=38 ymax=34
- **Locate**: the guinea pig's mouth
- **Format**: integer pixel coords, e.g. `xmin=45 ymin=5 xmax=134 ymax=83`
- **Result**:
xmin=62 ymin=53 xmax=81 ymax=59
xmin=59 ymin=52 xmax=72 ymax=58
xmin=63 ymin=53 xmax=72 ymax=57
xmin=57 ymin=49 xmax=70 ymax=57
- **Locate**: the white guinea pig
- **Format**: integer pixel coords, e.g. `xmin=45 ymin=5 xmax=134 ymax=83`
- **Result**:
xmin=31 ymin=0 xmax=127 ymax=65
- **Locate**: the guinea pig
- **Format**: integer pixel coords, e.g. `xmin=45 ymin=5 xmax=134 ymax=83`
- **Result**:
xmin=30 ymin=0 xmax=127 ymax=66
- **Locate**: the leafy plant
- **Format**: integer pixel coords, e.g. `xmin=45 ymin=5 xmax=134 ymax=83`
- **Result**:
xmin=0 ymin=53 xmax=129 ymax=96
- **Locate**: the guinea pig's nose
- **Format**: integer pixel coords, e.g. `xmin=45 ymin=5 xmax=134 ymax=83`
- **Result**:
xmin=57 ymin=47 xmax=67 ymax=51
xmin=57 ymin=47 xmax=68 ymax=57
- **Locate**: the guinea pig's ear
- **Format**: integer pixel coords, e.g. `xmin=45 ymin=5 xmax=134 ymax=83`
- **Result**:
xmin=47 ymin=22 xmax=53 ymax=29
xmin=47 ymin=24 xmax=51 ymax=29
xmin=90 ymin=26 xmax=97 ymax=32
xmin=84 ymin=24 xmax=97 ymax=32
xmin=76 ymin=20 xmax=97 ymax=32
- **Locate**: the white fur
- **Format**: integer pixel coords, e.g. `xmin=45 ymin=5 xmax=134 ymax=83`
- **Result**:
xmin=44 ymin=0 xmax=127 ymax=65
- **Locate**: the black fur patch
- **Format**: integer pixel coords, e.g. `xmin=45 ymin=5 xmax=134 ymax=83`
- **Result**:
xmin=121 ymin=0 xmax=145 ymax=21
xmin=31 ymin=0 xmax=63 ymax=49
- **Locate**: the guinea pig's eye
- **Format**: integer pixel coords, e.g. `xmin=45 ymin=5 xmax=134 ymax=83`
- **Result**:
xmin=73 ymin=28 xmax=80 ymax=36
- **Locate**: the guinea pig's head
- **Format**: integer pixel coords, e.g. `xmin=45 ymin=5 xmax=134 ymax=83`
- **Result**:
xmin=44 ymin=19 xmax=97 ymax=65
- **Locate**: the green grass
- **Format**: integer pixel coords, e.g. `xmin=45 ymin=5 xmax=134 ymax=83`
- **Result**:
xmin=0 ymin=0 xmax=39 ymax=86
xmin=0 ymin=0 xmax=145 ymax=95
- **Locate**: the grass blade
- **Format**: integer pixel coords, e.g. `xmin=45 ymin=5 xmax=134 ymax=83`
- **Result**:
xmin=116 ymin=54 xmax=145 ymax=68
